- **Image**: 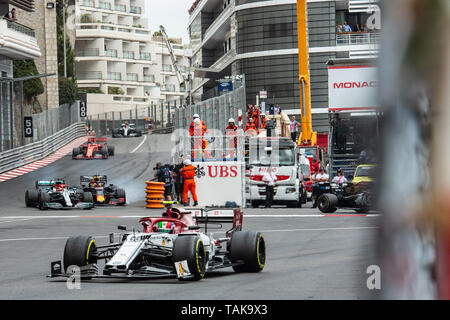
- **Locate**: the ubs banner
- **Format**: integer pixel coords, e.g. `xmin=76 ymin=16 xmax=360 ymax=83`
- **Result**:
xmin=328 ymin=65 xmax=379 ymax=110
xmin=192 ymin=162 xmax=244 ymax=207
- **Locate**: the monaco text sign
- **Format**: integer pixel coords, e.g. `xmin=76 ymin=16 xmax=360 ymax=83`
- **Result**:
xmin=328 ymin=65 xmax=379 ymax=111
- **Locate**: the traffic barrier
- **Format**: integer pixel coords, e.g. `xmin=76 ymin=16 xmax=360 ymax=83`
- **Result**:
xmin=0 ymin=122 xmax=87 ymax=174
xmin=145 ymin=181 xmax=165 ymax=208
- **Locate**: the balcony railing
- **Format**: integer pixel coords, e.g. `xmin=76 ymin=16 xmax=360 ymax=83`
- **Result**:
xmin=140 ymin=52 xmax=151 ymax=61
xmin=123 ymin=51 xmax=135 ymax=59
xmin=105 ymin=49 xmax=118 ymax=58
xmin=127 ymin=73 xmax=138 ymax=82
xmin=4 ymin=19 xmax=35 ymax=38
xmin=130 ymin=6 xmax=142 ymax=14
xmin=336 ymin=32 xmax=381 ymax=46
xmin=82 ymin=0 xmax=95 ymax=8
xmin=162 ymin=85 xmax=176 ymax=92
xmin=162 ymin=65 xmax=172 ymax=73
xmin=115 ymin=4 xmax=126 ymax=12
xmin=98 ymin=2 xmax=112 ymax=10
xmin=77 ymin=71 xmax=102 ymax=80
xmin=143 ymin=75 xmax=155 ymax=83
xmin=76 ymin=48 xmax=100 ymax=57
xmin=107 ymin=72 xmax=122 ymax=81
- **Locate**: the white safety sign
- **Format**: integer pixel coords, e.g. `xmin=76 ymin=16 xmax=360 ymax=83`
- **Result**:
xmin=328 ymin=65 xmax=379 ymax=111
xmin=192 ymin=161 xmax=244 ymax=207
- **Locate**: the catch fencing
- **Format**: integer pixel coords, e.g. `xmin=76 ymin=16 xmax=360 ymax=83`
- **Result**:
xmin=0 ymin=99 xmax=81 ymax=153
xmin=85 ymin=100 xmax=182 ymax=137
xmin=0 ymin=122 xmax=86 ymax=174
xmin=174 ymin=78 xmax=247 ymax=134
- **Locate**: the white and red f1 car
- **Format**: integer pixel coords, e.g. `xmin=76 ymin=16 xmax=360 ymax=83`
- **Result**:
xmin=48 ymin=203 xmax=265 ymax=281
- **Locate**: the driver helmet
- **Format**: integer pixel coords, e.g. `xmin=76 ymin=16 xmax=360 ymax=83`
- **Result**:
xmin=183 ymin=159 xmax=191 ymax=166
xmin=228 ymin=118 xmax=235 ymax=124
xmin=193 ymin=114 xmax=200 ymax=119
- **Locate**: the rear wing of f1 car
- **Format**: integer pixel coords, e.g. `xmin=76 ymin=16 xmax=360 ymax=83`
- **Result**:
xmin=191 ymin=207 xmax=243 ymax=236
xmin=88 ymin=137 xmax=107 ymax=144
xmin=35 ymin=179 xmax=65 ymax=188
xmin=80 ymin=175 xmax=108 ymax=185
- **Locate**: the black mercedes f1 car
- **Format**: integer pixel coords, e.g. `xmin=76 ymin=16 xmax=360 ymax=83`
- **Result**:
xmin=25 ymin=179 xmax=94 ymax=210
xmin=112 ymin=123 xmax=142 ymax=138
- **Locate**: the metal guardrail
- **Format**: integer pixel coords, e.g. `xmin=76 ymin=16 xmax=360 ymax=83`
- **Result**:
xmin=0 ymin=122 xmax=86 ymax=174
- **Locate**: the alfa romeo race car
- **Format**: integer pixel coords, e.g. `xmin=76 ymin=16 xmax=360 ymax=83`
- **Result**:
xmin=72 ymin=138 xmax=114 ymax=160
xmin=112 ymin=123 xmax=142 ymax=138
xmin=25 ymin=179 xmax=94 ymax=210
xmin=48 ymin=204 xmax=265 ymax=281
xmin=80 ymin=175 xmax=126 ymax=206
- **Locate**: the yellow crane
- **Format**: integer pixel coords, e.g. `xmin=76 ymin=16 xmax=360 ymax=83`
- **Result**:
xmin=296 ymin=0 xmax=317 ymax=147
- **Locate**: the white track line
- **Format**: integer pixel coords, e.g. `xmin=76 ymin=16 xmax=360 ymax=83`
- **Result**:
xmin=0 ymin=218 xmax=35 ymax=225
xmin=211 ymin=226 xmax=378 ymax=235
xmin=130 ymin=135 xmax=147 ymax=153
xmin=0 ymin=235 xmax=109 ymax=243
xmin=0 ymin=214 xmax=380 ymax=219
xmin=0 ymin=227 xmax=379 ymax=243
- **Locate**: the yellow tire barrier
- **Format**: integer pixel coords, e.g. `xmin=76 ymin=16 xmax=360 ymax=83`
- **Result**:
xmin=145 ymin=181 xmax=165 ymax=209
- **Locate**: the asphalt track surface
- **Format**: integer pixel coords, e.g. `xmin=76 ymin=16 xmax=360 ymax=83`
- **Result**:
xmin=0 ymin=134 xmax=380 ymax=300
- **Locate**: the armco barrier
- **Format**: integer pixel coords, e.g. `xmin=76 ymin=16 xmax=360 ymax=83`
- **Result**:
xmin=0 ymin=122 xmax=87 ymax=174
xmin=145 ymin=181 xmax=165 ymax=208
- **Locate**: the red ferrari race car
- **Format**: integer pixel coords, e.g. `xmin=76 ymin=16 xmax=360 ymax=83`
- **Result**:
xmin=72 ymin=138 xmax=115 ymax=160
xmin=48 ymin=202 xmax=266 ymax=281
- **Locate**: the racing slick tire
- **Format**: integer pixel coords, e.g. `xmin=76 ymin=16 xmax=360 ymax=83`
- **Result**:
xmin=63 ymin=235 xmax=97 ymax=273
xmin=115 ymin=188 xmax=126 ymax=205
xmin=112 ymin=130 xmax=121 ymax=138
xmin=355 ymin=207 xmax=369 ymax=214
xmin=108 ymin=145 xmax=115 ymax=156
xmin=82 ymin=192 xmax=94 ymax=208
xmin=229 ymin=231 xmax=265 ymax=273
xmin=72 ymin=147 xmax=80 ymax=158
xmin=251 ymin=201 xmax=259 ymax=208
xmin=100 ymin=147 xmax=108 ymax=158
xmin=317 ymin=193 xmax=338 ymax=213
xmin=25 ymin=190 xmax=39 ymax=207
xmin=172 ymin=235 xmax=206 ymax=281
xmin=38 ymin=191 xmax=50 ymax=210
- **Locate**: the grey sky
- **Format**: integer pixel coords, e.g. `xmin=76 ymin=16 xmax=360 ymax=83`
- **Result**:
xmin=145 ymin=0 xmax=191 ymax=44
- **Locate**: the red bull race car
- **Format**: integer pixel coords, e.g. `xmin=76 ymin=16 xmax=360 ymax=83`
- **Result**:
xmin=72 ymin=138 xmax=115 ymax=160
xmin=48 ymin=203 xmax=265 ymax=281
xmin=79 ymin=175 xmax=126 ymax=206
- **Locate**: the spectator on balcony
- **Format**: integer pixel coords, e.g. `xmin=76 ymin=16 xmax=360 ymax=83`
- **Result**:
xmin=336 ymin=22 xmax=343 ymax=33
xmin=354 ymin=24 xmax=362 ymax=32
xmin=343 ymin=21 xmax=352 ymax=32
xmin=4 ymin=8 xmax=17 ymax=22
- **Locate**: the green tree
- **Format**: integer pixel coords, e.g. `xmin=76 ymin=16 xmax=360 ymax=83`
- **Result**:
xmin=57 ymin=2 xmax=78 ymax=105
xmin=13 ymin=60 xmax=44 ymax=105
xmin=59 ymin=77 xmax=78 ymax=105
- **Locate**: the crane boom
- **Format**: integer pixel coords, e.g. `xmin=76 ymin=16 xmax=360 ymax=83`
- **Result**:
xmin=159 ymin=25 xmax=185 ymax=86
xmin=296 ymin=0 xmax=317 ymax=147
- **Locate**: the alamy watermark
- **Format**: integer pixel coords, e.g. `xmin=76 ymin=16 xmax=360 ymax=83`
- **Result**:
xmin=366 ymin=265 xmax=381 ymax=290
xmin=66 ymin=265 xmax=81 ymax=290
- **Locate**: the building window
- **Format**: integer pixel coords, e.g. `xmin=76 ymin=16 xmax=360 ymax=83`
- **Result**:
xmin=263 ymin=23 xmax=292 ymax=38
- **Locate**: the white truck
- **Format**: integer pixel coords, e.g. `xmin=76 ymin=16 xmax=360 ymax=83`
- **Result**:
xmin=246 ymin=137 xmax=303 ymax=208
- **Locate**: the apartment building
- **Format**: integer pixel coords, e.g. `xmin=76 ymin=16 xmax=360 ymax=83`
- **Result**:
xmin=188 ymin=0 xmax=380 ymax=132
xmin=0 ymin=0 xmax=41 ymax=150
xmin=74 ymin=0 xmax=189 ymax=115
